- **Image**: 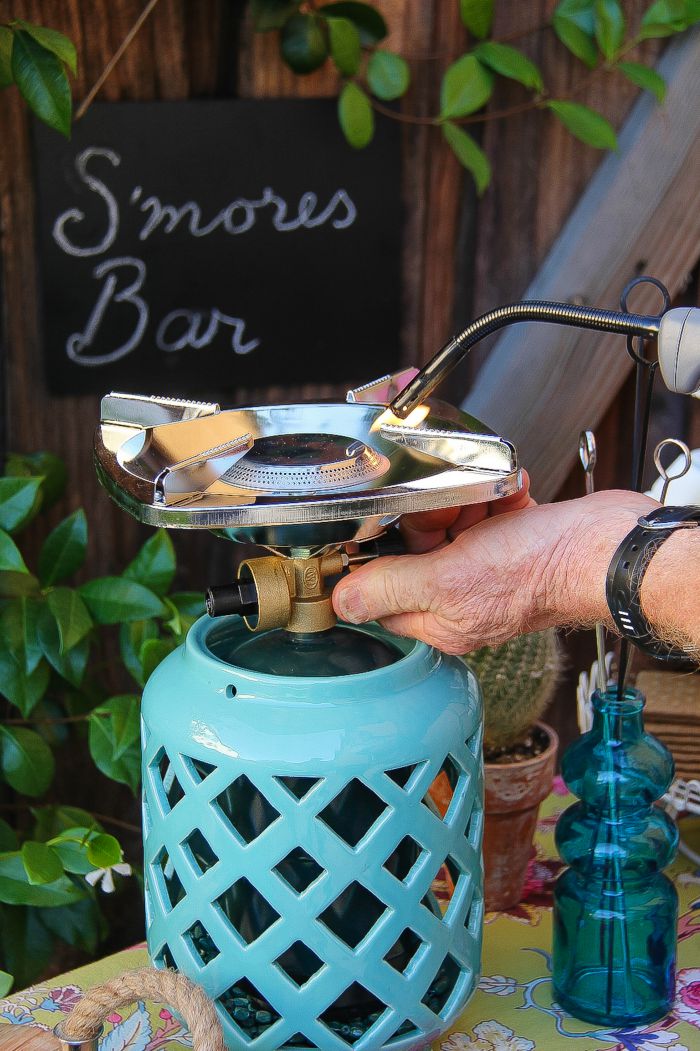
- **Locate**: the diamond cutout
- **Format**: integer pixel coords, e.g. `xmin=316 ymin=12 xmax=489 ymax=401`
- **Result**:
xmin=382 ymin=836 xmax=423 ymax=883
xmin=465 ymin=887 xmax=483 ymax=936
xmin=422 ymin=953 xmax=461 ymax=1017
xmin=190 ymin=756 xmax=217 ymax=782
xmin=217 ymin=877 xmax=281 ymax=944
xmin=185 ymin=920 xmax=220 ymax=966
xmin=316 ymin=779 xmax=388 ymax=848
xmin=218 ymin=976 xmax=281 ymax=1037
xmin=274 ymin=846 xmax=324 ymax=894
xmin=155 ymin=848 xmax=185 ymax=910
xmin=318 ymin=882 xmax=386 ymax=948
xmin=420 ymin=890 xmax=442 ymax=922
xmin=214 ymin=775 xmax=281 ymax=844
xmin=182 ymin=828 xmax=219 ymax=875
xmin=384 ymin=928 xmax=423 ymax=974
xmin=274 ymin=775 xmax=323 ymax=801
xmin=431 ymin=856 xmax=463 ymax=919
xmin=386 ymin=1020 xmax=421 ymax=1044
xmin=425 ymin=755 xmax=461 ymax=819
xmin=154 ymin=943 xmax=176 ymax=969
xmin=319 ymin=984 xmax=388 ymax=1045
xmin=385 ymin=763 xmax=418 ymax=789
xmin=283 ymin=1035 xmax=320 ymax=1049
xmin=465 ymin=800 xmax=483 ymax=849
xmin=152 ymin=748 xmax=185 ymax=811
xmin=275 ymin=941 xmax=324 ymax=986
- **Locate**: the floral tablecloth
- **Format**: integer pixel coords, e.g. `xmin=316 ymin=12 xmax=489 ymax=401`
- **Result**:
xmin=3 ymin=781 xmax=700 ymax=1051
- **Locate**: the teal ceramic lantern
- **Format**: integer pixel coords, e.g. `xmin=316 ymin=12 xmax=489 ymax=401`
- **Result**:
xmin=94 ymin=387 xmax=523 ymax=1050
xmin=142 ymin=616 xmax=484 ymax=1049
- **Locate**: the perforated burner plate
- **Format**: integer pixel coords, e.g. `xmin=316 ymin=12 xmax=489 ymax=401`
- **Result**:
xmin=95 ymin=393 xmax=521 ymax=549
xmin=221 ymin=434 xmax=391 ymax=493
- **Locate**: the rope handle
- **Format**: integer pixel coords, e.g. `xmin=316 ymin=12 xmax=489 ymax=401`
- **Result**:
xmin=54 ymin=968 xmax=226 ymax=1051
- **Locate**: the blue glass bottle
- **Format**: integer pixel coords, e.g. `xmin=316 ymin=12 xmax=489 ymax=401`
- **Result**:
xmin=552 ymin=686 xmax=678 ymax=1026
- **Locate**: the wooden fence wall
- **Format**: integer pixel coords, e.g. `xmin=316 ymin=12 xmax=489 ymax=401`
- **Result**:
xmin=0 ymin=1 xmax=697 ymax=752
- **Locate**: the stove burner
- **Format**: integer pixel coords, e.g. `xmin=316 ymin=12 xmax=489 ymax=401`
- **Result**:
xmin=221 ymin=433 xmax=391 ymax=494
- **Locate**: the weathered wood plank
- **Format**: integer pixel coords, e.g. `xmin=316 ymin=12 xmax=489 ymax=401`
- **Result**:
xmin=464 ymin=30 xmax=700 ymax=502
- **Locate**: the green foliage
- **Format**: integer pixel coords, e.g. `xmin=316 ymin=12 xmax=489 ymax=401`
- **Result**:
xmin=0 ymin=454 xmax=202 ymax=988
xmin=1 ymin=20 xmax=74 ymax=136
xmin=466 ymin=629 xmax=561 ymax=752
xmin=248 ymin=0 xmax=692 ymax=192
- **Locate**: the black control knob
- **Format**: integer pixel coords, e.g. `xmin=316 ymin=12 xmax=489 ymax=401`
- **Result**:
xmin=206 ymin=581 xmax=259 ymax=618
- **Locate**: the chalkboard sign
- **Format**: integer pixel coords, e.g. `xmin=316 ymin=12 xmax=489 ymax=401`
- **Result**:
xmin=33 ymin=100 xmax=402 ymax=399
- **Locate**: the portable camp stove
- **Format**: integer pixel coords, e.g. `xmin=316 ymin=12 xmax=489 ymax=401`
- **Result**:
xmin=96 ymin=288 xmax=689 ymax=1049
xmin=95 ymin=374 xmax=520 ymax=1051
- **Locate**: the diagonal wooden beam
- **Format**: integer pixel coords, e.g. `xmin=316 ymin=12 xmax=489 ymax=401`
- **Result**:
xmin=463 ymin=30 xmax=700 ymax=502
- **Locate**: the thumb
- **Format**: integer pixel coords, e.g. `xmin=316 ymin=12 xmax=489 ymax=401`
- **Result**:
xmin=333 ymin=552 xmax=440 ymax=624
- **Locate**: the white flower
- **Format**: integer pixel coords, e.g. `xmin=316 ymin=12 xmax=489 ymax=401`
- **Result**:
xmin=441 ymin=1020 xmax=535 ymax=1051
xmin=85 ymin=862 xmax=132 ymax=893
xmin=630 ymin=1032 xmax=688 ymax=1051
xmin=478 ymin=975 xmax=517 ymax=997
xmin=674 ymin=967 xmax=700 ymax=1029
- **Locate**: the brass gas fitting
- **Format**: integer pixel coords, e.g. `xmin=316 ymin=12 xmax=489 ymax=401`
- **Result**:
xmin=239 ymin=551 xmax=346 ymax=634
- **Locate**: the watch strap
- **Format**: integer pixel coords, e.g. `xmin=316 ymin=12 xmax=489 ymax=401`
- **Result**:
xmin=606 ymin=505 xmax=700 ymax=663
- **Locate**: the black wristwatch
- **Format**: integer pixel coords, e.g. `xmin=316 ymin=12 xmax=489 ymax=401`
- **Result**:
xmin=606 ymin=505 xmax=700 ymax=663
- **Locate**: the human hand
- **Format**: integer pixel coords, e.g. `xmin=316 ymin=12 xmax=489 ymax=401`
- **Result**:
xmin=333 ymin=488 xmax=656 ymax=654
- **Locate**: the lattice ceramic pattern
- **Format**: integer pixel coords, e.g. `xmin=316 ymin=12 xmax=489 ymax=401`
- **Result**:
xmin=142 ymin=617 xmax=484 ymax=1051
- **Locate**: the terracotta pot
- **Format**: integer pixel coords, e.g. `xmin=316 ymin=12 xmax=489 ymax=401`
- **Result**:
xmin=483 ymin=721 xmax=559 ymax=912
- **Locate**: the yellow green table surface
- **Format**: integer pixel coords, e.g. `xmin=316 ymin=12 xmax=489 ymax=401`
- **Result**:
xmin=2 ymin=784 xmax=700 ymax=1051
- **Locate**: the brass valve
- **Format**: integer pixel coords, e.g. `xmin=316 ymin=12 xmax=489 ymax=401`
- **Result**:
xmin=207 ymin=551 xmax=346 ymax=634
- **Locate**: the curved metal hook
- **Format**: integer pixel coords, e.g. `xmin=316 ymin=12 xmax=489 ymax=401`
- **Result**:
xmin=621 ymin=276 xmax=671 ymax=368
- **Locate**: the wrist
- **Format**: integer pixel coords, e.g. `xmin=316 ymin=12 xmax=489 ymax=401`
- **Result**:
xmin=640 ymin=527 xmax=700 ymax=653
xmin=548 ymin=491 xmax=658 ymax=629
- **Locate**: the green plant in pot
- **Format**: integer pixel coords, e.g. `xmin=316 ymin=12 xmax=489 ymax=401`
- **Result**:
xmin=466 ymin=629 xmax=560 ymax=911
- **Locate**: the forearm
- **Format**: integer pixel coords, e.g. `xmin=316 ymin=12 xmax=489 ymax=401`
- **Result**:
xmin=640 ymin=528 xmax=700 ymax=653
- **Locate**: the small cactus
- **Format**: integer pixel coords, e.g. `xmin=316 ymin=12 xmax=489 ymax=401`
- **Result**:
xmin=466 ymin=629 xmax=560 ymax=752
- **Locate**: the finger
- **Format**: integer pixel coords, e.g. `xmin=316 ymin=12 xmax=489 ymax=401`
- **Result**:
xmin=399 ymin=506 xmax=461 ymax=552
xmin=333 ymin=552 xmax=440 ymax=624
xmin=448 ymin=471 xmax=533 ymax=537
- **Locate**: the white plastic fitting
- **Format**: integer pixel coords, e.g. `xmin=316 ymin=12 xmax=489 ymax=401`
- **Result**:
xmin=657 ymin=307 xmax=700 ymax=397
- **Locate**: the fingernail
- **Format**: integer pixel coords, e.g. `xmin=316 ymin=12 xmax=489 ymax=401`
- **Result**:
xmin=336 ymin=584 xmax=370 ymax=624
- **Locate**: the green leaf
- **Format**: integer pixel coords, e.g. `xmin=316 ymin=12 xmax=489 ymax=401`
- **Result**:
xmin=17 ymin=21 xmax=77 ymax=74
xmin=0 ymin=528 xmax=28 ymax=573
xmin=170 ymin=592 xmax=206 ymax=618
xmin=0 ymin=905 xmax=54 ymax=989
xmin=0 ymin=27 xmax=13 ymax=89
xmin=5 ymin=452 xmax=66 ymax=508
xmin=473 ymin=41 xmax=543 ymax=91
xmin=552 ymin=0 xmax=598 ymax=67
xmin=0 ymin=477 xmax=43 ymax=533
xmin=120 ymin=618 xmax=159 ymax=686
xmin=594 ymin=0 xmax=625 ymax=58
xmin=250 ymin=0 xmax=301 ymax=30
xmin=0 ymin=970 xmax=11 ymax=997
xmin=0 ymin=571 xmax=40 ymax=597
xmin=88 ymin=696 xmax=141 ymax=794
xmin=38 ymin=898 xmax=104 ymax=954
xmin=86 ymin=832 xmax=122 ymax=869
xmin=0 ymin=726 xmax=54 ymax=796
xmin=640 ymin=0 xmax=689 ymax=36
xmin=328 ymin=16 xmax=361 ymax=75
xmin=140 ymin=637 xmax=176 ymax=681
xmin=0 ymin=637 xmax=49 ymax=716
xmin=21 ymin=841 xmax=63 ymax=885
xmin=47 ymin=587 xmax=92 ymax=651
xmin=320 ymin=2 xmax=387 ymax=44
xmin=617 ymin=60 xmax=666 ymax=101
xmin=338 ymin=81 xmax=374 ymax=148
xmin=0 ymin=819 xmax=18 ymax=853
xmin=0 ymin=853 xmax=83 ymax=906
xmin=10 ymin=29 xmax=72 ymax=137
xmin=50 ymin=828 xmax=95 ymax=874
xmin=38 ymin=508 xmax=87 ymax=587
xmin=123 ymin=529 xmax=175 ymax=597
xmin=367 ymin=50 xmax=410 ymax=100
xmin=280 ymin=13 xmax=328 ymax=73
xmin=547 ymin=99 xmax=617 ymax=148
xmin=1 ymin=597 xmax=44 ymax=675
xmin=32 ymin=805 xmax=101 ymax=842
xmin=37 ymin=602 xmax=89 ymax=687
xmin=79 ymin=577 xmax=166 ymax=624
xmin=440 ymin=54 xmax=494 ymax=119
xmin=442 ymin=121 xmax=492 ymax=193
xmin=459 ymin=0 xmax=494 ymax=37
